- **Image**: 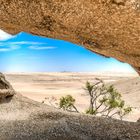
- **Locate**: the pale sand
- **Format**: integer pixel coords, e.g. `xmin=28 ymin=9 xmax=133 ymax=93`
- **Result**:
xmin=4 ymin=72 xmax=140 ymax=122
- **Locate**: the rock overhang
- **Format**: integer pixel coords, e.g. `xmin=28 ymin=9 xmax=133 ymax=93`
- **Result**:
xmin=0 ymin=0 xmax=139 ymax=74
xmin=0 ymin=1 xmax=140 ymax=139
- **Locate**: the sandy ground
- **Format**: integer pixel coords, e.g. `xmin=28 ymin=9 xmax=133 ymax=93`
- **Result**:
xmin=5 ymin=72 xmax=140 ymax=122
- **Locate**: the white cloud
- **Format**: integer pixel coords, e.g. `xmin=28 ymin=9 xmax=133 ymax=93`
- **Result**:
xmin=29 ymin=46 xmax=57 ymax=50
xmin=0 ymin=45 xmax=20 ymax=52
xmin=0 ymin=31 xmax=56 ymax=51
xmin=0 ymin=29 xmax=14 ymax=41
xmin=0 ymin=41 xmax=46 ymax=46
xmin=10 ymin=41 xmax=45 ymax=45
xmin=0 ymin=41 xmax=49 ymax=52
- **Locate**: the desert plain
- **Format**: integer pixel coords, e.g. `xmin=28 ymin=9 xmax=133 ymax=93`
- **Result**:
xmin=4 ymin=72 xmax=140 ymax=122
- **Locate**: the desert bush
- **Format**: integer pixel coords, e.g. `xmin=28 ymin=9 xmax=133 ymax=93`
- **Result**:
xmin=59 ymin=95 xmax=79 ymax=112
xmin=85 ymin=79 xmax=132 ymax=120
xmin=43 ymin=79 xmax=132 ymax=120
xmin=42 ymin=96 xmax=58 ymax=108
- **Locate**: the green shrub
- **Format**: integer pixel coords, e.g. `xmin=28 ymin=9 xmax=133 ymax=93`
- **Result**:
xmin=43 ymin=79 xmax=132 ymax=120
xmin=59 ymin=95 xmax=79 ymax=112
xmin=84 ymin=80 xmax=132 ymax=120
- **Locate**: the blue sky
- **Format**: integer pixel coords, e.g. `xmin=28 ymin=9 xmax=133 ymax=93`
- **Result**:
xmin=0 ymin=29 xmax=136 ymax=73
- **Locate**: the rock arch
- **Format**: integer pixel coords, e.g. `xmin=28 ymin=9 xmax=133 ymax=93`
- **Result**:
xmin=0 ymin=0 xmax=140 ymax=73
xmin=0 ymin=0 xmax=140 ymax=139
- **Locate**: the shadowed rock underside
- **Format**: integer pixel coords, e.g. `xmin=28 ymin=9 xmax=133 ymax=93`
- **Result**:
xmin=0 ymin=0 xmax=140 ymax=72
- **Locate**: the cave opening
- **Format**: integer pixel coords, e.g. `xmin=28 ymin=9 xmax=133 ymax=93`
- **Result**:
xmin=0 ymin=30 xmax=136 ymax=73
xmin=0 ymin=1 xmax=139 ymax=138
xmin=0 ymin=30 xmax=139 ymax=121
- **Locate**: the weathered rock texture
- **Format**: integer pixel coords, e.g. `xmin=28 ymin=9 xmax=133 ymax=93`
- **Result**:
xmin=0 ymin=73 xmax=15 ymax=99
xmin=0 ymin=74 xmax=139 ymax=140
xmin=0 ymin=1 xmax=140 ymax=139
xmin=0 ymin=0 xmax=140 ymax=72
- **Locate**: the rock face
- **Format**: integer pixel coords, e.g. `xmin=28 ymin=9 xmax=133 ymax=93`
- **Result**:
xmin=0 ymin=1 xmax=140 ymax=139
xmin=0 ymin=0 xmax=140 ymax=72
xmin=0 ymin=73 xmax=15 ymax=99
xmin=0 ymin=74 xmax=139 ymax=140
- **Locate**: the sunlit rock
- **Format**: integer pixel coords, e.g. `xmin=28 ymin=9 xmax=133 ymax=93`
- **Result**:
xmin=0 ymin=0 xmax=140 ymax=72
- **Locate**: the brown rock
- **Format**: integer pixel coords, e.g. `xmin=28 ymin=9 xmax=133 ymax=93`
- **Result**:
xmin=0 ymin=0 xmax=140 ymax=72
xmin=0 ymin=1 xmax=140 ymax=139
xmin=0 ymin=73 xmax=15 ymax=99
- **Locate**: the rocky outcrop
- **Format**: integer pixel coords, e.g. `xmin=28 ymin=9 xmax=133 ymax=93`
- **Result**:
xmin=0 ymin=73 xmax=15 ymax=99
xmin=0 ymin=1 xmax=140 ymax=139
xmin=0 ymin=0 xmax=140 ymax=72
xmin=0 ymin=75 xmax=139 ymax=140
